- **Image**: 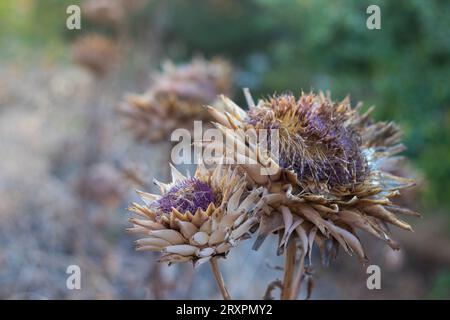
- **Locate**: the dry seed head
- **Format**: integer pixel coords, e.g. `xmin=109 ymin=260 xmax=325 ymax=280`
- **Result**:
xmin=242 ymin=92 xmax=368 ymax=192
xmin=127 ymin=163 xmax=262 ymax=266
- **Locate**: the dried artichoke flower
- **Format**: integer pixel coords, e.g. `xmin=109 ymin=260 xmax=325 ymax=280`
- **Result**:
xmin=71 ymin=34 xmax=119 ymax=77
xmin=207 ymin=92 xmax=420 ymax=269
xmin=127 ymin=163 xmax=262 ymax=268
xmin=118 ymin=58 xmax=232 ymax=143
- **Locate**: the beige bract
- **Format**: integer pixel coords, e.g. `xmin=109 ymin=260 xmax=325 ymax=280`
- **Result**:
xmin=127 ymin=164 xmax=262 ymax=267
xmin=207 ymin=92 xmax=419 ymax=264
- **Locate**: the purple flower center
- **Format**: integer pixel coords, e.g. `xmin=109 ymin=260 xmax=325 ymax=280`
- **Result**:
xmin=155 ymin=178 xmax=215 ymax=214
xmin=246 ymin=94 xmax=367 ymax=189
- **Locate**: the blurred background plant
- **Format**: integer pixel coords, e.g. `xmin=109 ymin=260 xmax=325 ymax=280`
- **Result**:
xmin=0 ymin=0 xmax=449 ymax=299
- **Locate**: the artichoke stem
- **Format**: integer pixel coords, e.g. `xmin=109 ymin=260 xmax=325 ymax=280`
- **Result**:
xmin=281 ymin=237 xmax=297 ymax=300
xmin=290 ymin=250 xmax=306 ymax=300
xmin=210 ymin=257 xmax=231 ymax=300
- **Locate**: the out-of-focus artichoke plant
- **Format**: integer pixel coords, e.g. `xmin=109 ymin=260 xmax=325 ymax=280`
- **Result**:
xmin=71 ymin=33 xmax=120 ymax=78
xmin=118 ymin=58 xmax=232 ymax=143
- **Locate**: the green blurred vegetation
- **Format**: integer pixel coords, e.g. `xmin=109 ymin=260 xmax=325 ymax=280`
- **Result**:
xmin=0 ymin=0 xmax=80 ymax=61
xmin=1 ymin=0 xmax=449 ymax=211
xmin=430 ymin=270 xmax=450 ymax=299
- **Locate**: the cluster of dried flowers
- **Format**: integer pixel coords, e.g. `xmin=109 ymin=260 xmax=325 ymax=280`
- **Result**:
xmin=125 ymin=66 xmax=419 ymax=299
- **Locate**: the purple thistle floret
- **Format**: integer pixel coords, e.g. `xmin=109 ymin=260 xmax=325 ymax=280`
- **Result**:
xmin=246 ymin=94 xmax=368 ymax=189
xmin=280 ymin=110 xmax=366 ymax=187
xmin=155 ymin=178 xmax=215 ymax=214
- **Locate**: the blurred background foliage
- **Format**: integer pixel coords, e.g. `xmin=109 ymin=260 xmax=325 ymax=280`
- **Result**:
xmin=0 ymin=0 xmax=449 ymax=298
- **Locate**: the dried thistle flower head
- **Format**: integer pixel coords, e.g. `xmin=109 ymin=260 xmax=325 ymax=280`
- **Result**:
xmin=246 ymin=93 xmax=368 ymax=190
xmin=207 ymin=92 xmax=420 ymax=264
xmin=71 ymin=34 xmax=119 ymax=77
xmin=118 ymin=58 xmax=232 ymax=143
xmin=127 ymin=163 xmax=262 ymax=267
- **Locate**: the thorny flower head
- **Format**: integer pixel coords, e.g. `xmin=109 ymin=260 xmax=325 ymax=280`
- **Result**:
xmin=127 ymin=163 xmax=262 ymax=266
xmin=247 ymin=93 xmax=367 ymax=189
